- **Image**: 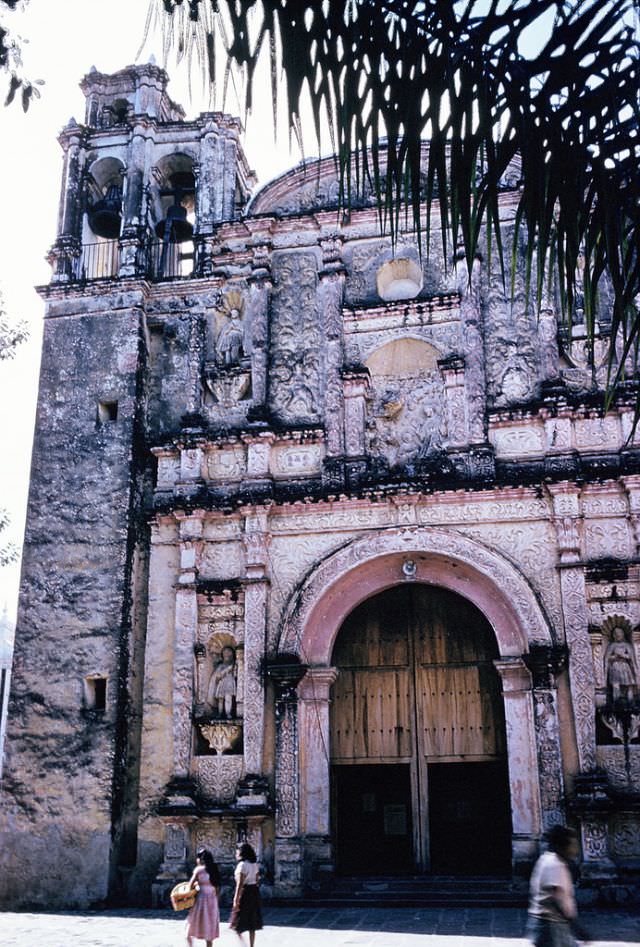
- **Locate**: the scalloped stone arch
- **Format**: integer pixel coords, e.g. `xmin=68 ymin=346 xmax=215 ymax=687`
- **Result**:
xmin=278 ymin=526 xmax=552 ymax=663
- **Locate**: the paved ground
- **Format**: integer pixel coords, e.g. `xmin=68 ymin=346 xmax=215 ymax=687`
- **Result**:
xmin=2 ymin=906 xmax=639 ymax=947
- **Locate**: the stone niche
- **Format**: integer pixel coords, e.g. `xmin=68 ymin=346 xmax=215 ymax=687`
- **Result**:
xmin=194 ymin=587 xmax=245 ymax=760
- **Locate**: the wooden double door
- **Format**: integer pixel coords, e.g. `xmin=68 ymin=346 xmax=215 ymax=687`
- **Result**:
xmin=330 ymin=585 xmax=512 ymax=875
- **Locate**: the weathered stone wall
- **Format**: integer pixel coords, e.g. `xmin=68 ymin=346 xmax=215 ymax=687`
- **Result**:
xmin=0 ymin=295 xmax=149 ymax=907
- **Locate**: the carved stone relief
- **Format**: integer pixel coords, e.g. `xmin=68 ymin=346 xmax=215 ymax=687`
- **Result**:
xmin=194 ymin=813 xmax=241 ymax=855
xmin=612 ymin=814 xmax=640 ymax=858
xmin=366 ymin=371 xmax=447 ymax=467
xmin=270 ymin=252 xmax=322 ymax=423
xmin=270 ymin=443 xmax=325 ymax=478
xmin=279 ymin=526 xmax=553 ymax=656
xmin=457 ymin=521 xmax=564 ymax=634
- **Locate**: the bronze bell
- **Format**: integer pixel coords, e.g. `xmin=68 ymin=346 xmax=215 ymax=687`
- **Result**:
xmin=155 ymin=201 xmax=194 ymax=243
xmin=88 ymin=183 xmax=123 ymax=239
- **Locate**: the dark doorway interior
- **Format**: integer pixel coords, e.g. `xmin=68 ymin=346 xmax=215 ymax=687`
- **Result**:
xmin=333 ymin=764 xmax=413 ymax=874
xmin=428 ymin=760 xmax=512 ymax=875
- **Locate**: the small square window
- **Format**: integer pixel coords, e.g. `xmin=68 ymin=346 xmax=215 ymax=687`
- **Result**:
xmin=84 ymin=676 xmax=107 ymax=711
xmin=97 ymin=401 xmax=118 ymax=423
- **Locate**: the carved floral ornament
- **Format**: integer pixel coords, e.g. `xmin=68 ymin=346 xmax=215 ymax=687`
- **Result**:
xmin=278 ymin=526 xmax=553 ymax=662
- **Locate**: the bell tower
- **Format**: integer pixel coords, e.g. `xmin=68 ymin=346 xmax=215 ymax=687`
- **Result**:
xmin=49 ymin=62 xmax=255 ymax=282
xmin=0 ymin=64 xmax=256 ymax=908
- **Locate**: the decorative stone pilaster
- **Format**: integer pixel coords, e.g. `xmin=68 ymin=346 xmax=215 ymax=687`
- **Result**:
xmin=194 ymin=118 xmax=218 ymax=276
xmin=318 ymin=236 xmax=347 ymax=459
xmin=548 ymin=484 xmax=596 ymax=772
xmin=242 ymin=512 xmax=270 ymax=775
xmin=538 ymin=304 xmax=561 ymax=383
xmin=547 ymin=484 xmax=613 ymax=872
xmin=248 ymin=244 xmax=273 ymax=418
xmin=342 ymin=369 xmax=371 ymax=459
xmin=268 ymin=659 xmax=308 ymax=896
xmin=171 ymin=514 xmax=204 ymax=788
xmin=57 ymin=119 xmax=85 ymax=240
xmin=494 ymin=657 xmax=542 ymax=871
xmin=176 ymin=442 xmax=205 ymax=500
xmin=49 ymin=120 xmax=85 ymax=282
xmin=458 ymin=254 xmax=486 ymax=443
xmin=438 ymin=354 xmax=469 ymax=448
xmin=119 ymin=118 xmax=154 ymax=277
xmin=183 ymin=312 xmax=206 ymax=426
xmin=297 ymin=667 xmax=338 ymax=839
xmin=622 ymin=475 xmax=640 ymax=556
xmin=524 ymin=645 xmax=568 ymax=830
xmin=152 ymin=819 xmax=194 ymax=906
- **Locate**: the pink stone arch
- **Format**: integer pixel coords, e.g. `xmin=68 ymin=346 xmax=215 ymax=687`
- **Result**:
xmin=278 ymin=527 xmax=553 ymax=663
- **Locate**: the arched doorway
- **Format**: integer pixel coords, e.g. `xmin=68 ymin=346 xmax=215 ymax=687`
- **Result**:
xmin=330 ymin=584 xmax=512 ymax=876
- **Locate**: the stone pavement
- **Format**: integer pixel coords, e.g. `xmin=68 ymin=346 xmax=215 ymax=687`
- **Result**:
xmin=2 ymin=906 xmax=639 ymax=947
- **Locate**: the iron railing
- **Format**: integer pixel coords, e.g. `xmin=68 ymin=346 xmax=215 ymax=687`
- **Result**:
xmin=79 ymin=240 xmax=119 ymax=280
xmin=145 ymin=239 xmax=195 ymax=280
xmin=55 ymin=238 xmax=196 ymax=283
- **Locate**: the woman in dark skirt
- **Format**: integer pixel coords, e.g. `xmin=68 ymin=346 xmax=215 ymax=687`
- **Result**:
xmin=229 ymin=842 xmax=263 ymax=946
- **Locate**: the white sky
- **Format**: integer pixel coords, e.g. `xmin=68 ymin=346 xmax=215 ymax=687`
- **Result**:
xmin=0 ymin=0 xmax=305 ymax=625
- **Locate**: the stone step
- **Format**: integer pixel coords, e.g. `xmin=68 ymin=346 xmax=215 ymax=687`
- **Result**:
xmin=290 ymin=875 xmax=527 ymax=908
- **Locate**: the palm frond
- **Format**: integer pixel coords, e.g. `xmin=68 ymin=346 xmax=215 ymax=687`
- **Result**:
xmin=148 ymin=0 xmax=640 ymax=373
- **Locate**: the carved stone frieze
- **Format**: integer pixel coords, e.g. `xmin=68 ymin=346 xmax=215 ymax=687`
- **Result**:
xmin=559 ymin=567 xmax=597 ymax=771
xmin=279 ymin=527 xmax=552 ymax=656
xmin=270 ymin=252 xmax=322 ymax=423
xmin=195 ymin=756 xmax=244 ymax=804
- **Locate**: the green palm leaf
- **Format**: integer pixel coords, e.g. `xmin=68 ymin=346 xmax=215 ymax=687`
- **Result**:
xmin=148 ymin=0 xmax=640 ymax=382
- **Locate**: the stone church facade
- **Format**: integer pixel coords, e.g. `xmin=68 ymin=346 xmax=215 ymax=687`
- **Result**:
xmin=1 ymin=64 xmax=639 ymax=908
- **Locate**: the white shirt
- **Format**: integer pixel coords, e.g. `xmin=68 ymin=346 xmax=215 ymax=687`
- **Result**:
xmin=528 ymin=851 xmax=576 ymax=921
xmin=235 ymin=860 xmax=259 ymax=885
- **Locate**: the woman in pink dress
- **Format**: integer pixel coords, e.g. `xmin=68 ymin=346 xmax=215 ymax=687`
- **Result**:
xmin=185 ymin=847 xmax=220 ymax=947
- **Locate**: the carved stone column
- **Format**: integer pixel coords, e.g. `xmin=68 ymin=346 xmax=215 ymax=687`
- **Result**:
xmin=268 ymin=660 xmax=307 ymax=896
xmin=538 ymin=307 xmax=561 ymax=383
xmin=494 ymin=658 xmax=542 ymax=872
xmin=242 ymin=512 xmax=270 ymax=775
xmin=194 ymin=117 xmax=218 ymax=275
xmin=342 ymin=369 xmax=371 ymax=459
xmin=182 ymin=312 xmax=206 ymax=426
xmin=458 ymin=255 xmax=486 ymax=443
xmin=548 ymin=484 xmax=613 ymax=873
xmin=119 ymin=117 xmax=154 ymax=277
xmin=248 ymin=244 xmax=273 ymax=418
xmin=169 ymin=514 xmax=204 ymax=795
xmin=297 ymin=667 xmax=338 ymax=843
xmin=318 ymin=236 xmax=346 ymax=459
xmin=438 ymin=354 xmax=469 ymax=448
xmin=524 ymin=645 xmax=568 ymax=830
xmin=548 ymin=484 xmax=595 ymax=770
xmin=50 ymin=120 xmax=84 ymax=282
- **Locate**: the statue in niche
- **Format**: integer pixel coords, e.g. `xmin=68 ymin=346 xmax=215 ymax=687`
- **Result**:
xmin=207 ymin=645 xmax=237 ymax=718
xmin=215 ymin=289 xmax=246 ymax=368
xmin=605 ymin=626 xmax=638 ymax=702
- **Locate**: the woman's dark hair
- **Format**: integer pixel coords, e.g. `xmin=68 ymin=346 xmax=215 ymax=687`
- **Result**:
xmin=546 ymin=825 xmax=577 ymax=855
xmin=196 ymin=847 xmax=221 ymax=886
xmin=238 ymin=842 xmax=257 ymax=863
